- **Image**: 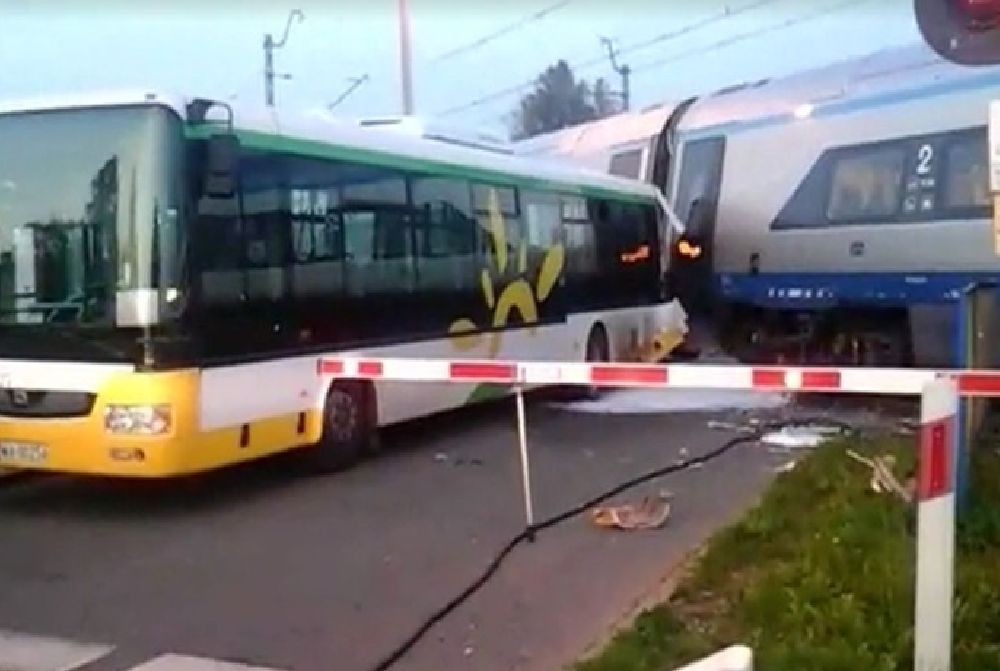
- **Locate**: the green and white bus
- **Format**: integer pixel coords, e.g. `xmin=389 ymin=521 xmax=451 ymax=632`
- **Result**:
xmin=0 ymin=91 xmax=688 ymax=477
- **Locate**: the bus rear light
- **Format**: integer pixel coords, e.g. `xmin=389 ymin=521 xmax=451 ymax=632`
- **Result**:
xmin=677 ymin=239 xmax=702 ymax=259
xmin=104 ymin=404 xmax=172 ymax=435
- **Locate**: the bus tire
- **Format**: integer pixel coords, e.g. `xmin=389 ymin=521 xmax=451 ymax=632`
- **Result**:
xmin=307 ymin=381 xmax=373 ymax=472
xmin=581 ymin=324 xmax=610 ymax=400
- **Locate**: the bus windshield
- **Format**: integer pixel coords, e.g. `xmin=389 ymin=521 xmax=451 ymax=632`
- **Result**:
xmin=0 ymin=104 xmax=185 ymax=328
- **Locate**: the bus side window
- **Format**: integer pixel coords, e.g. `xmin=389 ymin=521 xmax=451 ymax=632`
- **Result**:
xmin=239 ymin=149 xmax=289 ymax=305
xmin=191 ymin=139 xmax=243 ymax=310
xmin=472 ymin=183 xmax=521 ymax=268
xmin=339 ymin=165 xmax=416 ymax=338
xmin=562 ymin=195 xmax=599 ymax=311
xmin=522 ymin=190 xmax=564 ymax=320
xmin=411 ymin=176 xmax=480 ymax=333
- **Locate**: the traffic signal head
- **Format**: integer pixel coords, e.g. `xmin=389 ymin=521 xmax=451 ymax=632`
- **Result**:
xmin=915 ymin=0 xmax=1000 ymax=65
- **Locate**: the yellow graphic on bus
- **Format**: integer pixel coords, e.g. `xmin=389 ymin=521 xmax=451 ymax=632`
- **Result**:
xmin=448 ymin=188 xmax=564 ymax=358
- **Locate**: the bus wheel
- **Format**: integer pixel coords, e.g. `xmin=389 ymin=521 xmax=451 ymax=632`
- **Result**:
xmin=582 ymin=325 xmax=609 ymax=400
xmin=308 ymin=381 xmax=371 ymax=472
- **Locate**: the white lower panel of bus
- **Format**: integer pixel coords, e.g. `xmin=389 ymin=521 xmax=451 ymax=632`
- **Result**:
xmin=0 ymin=359 xmax=133 ymax=394
xmin=197 ymin=300 xmax=688 ymax=432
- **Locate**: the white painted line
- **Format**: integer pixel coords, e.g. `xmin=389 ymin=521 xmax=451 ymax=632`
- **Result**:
xmin=0 ymin=629 xmax=113 ymax=671
xmin=126 ymin=654 xmax=288 ymax=671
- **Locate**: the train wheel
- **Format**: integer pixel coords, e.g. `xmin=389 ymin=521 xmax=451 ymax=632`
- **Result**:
xmin=305 ymin=381 xmax=373 ymax=472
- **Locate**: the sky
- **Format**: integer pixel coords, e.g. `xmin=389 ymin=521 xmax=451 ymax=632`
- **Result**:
xmin=0 ymin=0 xmax=922 ymax=138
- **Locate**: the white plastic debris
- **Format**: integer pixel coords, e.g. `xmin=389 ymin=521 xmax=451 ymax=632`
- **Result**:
xmin=759 ymin=424 xmax=839 ymax=449
xmin=774 ymin=460 xmax=797 ymax=473
xmin=553 ymin=388 xmax=789 ymax=415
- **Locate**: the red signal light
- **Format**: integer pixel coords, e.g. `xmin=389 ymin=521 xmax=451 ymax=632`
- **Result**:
xmin=955 ymin=0 xmax=1000 ymax=29
xmin=955 ymin=0 xmax=1000 ymax=24
xmin=916 ymin=0 xmax=1000 ymax=65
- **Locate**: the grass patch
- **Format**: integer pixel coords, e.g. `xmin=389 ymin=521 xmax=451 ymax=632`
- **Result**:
xmin=577 ymin=434 xmax=1000 ymax=671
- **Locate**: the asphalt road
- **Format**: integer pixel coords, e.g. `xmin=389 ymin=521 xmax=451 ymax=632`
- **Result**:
xmin=0 ymin=392 xmax=797 ymax=671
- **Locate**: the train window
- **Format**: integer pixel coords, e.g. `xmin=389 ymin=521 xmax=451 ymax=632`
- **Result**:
xmin=609 ymin=148 xmax=644 ymax=180
xmin=674 ymin=136 xmax=725 ymax=239
xmin=826 ymin=146 xmax=906 ymax=221
xmin=945 ymin=132 xmax=990 ymax=210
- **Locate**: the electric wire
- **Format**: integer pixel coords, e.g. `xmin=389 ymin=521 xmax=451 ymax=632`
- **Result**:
xmin=367 ymin=415 xmax=854 ymax=671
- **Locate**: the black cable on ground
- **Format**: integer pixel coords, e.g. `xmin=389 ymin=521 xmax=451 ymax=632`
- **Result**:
xmin=368 ymin=417 xmax=855 ymax=671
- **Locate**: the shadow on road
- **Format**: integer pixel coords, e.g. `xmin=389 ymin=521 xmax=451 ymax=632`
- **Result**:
xmin=0 ymin=395 xmax=531 ymax=521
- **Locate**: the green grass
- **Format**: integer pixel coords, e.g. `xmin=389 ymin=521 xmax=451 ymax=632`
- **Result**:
xmin=577 ymin=434 xmax=1000 ymax=671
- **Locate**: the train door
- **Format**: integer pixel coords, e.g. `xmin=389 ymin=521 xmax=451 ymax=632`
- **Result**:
xmin=670 ymin=135 xmax=726 ymax=318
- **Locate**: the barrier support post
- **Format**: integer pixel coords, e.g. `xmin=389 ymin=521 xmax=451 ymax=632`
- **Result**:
xmin=514 ymin=386 xmax=536 ymax=543
xmin=914 ymin=377 xmax=959 ymax=671
xmin=955 ymin=287 xmax=973 ymax=515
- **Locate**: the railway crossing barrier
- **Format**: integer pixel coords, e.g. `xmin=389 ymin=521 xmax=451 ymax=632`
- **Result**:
xmin=319 ymin=356 xmax=1000 ymax=671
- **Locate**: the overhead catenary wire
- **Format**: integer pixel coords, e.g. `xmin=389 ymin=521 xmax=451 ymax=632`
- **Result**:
xmin=434 ymin=0 xmax=781 ymax=116
xmin=632 ymin=0 xmax=873 ymax=74
xmin=572 ymin=0 xmax=785 ymax=72
xmin=366 ymin=415 xmax=856 ymax=671
xmin=435 ymin=0 xmax=868 ymax=117
xmin=428 ymin=0 xmax=574 ymax=64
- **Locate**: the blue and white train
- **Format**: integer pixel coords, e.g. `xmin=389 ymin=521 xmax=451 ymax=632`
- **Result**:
xmin=515 ymin=42 xmax=1000 ymax=367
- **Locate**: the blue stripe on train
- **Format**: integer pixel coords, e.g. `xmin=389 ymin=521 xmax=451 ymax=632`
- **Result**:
xmin=716 ymin=272 xmax=1000 ymax=309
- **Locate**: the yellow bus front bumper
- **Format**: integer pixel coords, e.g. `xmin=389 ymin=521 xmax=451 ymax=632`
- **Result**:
xmin=0 ymin=369 xmax=319 ymax=478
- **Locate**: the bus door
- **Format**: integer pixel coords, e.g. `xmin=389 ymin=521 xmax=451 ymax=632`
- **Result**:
xmin=669 ymin=135 xmax=726 ymax=318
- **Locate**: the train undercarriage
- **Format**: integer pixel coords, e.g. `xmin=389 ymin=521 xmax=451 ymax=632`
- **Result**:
xmin=688 ymin=304 xmax=915 ymax=367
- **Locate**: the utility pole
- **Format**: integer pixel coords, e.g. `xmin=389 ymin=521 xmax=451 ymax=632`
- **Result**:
xmin=600 ymin=36 xmax=631 ymax=113
xmin=263 ymin=9 xmax=305 ymax=108
xmin=398 ymin=0 xmax=415 ymax=115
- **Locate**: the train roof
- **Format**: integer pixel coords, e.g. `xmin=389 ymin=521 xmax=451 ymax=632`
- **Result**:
xmin=677 ymin=41 xmax=1000 ymax=138
xmin=511 ymin=103 xmax=676 ymax=158
xmin=0 ymin=89 xmax=659 ymax=202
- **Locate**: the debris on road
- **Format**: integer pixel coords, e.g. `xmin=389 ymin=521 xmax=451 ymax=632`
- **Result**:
xmin=706 ymin=419 xmax=757 ymax=434
xmin=774 ymin=460 xmax=797 ymax=474
xmin=759 ymin=424 xmax=843 ymax=450
xmin=846 ymin=450 xmax=914 ymax=503
xmin=591 ymin=494 xmax=672 ymax=531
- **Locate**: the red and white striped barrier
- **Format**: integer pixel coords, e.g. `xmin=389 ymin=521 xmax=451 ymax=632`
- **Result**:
xmin=320 ymin=356 xmax=975 ymax=671
xmin=318 ymin=357 xmax=1000 ymax=397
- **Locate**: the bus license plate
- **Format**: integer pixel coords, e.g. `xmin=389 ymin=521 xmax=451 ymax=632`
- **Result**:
xmin=0 ymin=441 xmax=47 ymax=464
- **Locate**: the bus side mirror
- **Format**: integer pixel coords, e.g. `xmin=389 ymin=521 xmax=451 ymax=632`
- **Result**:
xmin=914 ymin=0 xmax=1000 ymax=66
xmin=204 ymin=134 xmax=239 ymax=198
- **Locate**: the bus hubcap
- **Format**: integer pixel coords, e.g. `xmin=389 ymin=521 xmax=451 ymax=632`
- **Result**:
xmin=326 ymin=388 xmax=359 ymax=443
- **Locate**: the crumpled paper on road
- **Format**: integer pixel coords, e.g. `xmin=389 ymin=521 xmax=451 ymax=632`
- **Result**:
xmin=591 ymin=494 xmax=672 ymax=530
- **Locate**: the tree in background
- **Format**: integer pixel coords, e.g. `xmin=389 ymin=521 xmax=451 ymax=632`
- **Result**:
xmin=510 ymin=60 xmax=621 ymax=140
